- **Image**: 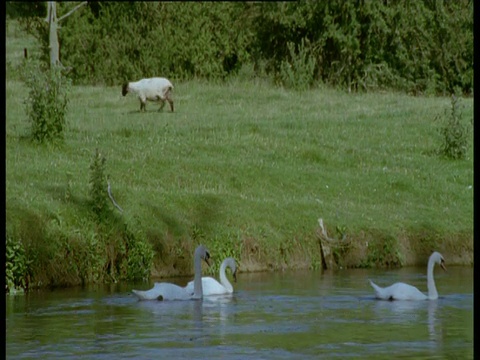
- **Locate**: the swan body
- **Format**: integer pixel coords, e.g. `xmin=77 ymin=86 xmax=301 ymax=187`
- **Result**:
xmin=369 ymin=251 xmax=446 ymax=301
xmin=132 ymin=245 xmax=210 ymax=301
xmin=185 ymin=257 xmax=237 ymax=296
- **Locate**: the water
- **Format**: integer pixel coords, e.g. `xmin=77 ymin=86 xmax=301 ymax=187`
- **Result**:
xmin=6 ymin=266 xmax=473 ymax=359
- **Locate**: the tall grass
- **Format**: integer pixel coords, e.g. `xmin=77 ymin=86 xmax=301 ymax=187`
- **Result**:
xmin=6 ymin=19 xmax=473 ymax=289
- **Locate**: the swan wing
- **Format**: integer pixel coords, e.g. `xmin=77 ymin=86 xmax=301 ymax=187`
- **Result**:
xmin=133 ymin=282 xmax=191 ymax=301
xmin=185 ymin=277 xmax=230 ymax=296
xmin=370 ymin=280 xmax=427 ymax=301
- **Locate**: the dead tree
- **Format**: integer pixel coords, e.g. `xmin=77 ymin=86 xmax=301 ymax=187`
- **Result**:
xmin=45 ymin=1 xmax=87 ymax=68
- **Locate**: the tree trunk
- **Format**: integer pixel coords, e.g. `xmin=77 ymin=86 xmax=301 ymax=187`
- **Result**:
xmin=46 ymin=1 xmax=87 ymax=69
xmin=47 ymin=1 xmax=60 ymax=67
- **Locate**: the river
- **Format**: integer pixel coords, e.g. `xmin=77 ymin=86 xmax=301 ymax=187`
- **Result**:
xmin=6 ymin=265 xmax=473 ymax=359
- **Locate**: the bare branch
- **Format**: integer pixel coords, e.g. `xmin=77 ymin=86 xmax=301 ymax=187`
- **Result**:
xmin=317 ymin=218 xmax=335 ymax=242
xmin=57 ymin=1 xmax=87 ymax=23
xmin=107 ymin=179 xmax=124 ymax=213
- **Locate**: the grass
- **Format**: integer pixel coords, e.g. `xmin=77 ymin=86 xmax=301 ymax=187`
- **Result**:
xmin=5 ymin=20 xmax=473 ymax=288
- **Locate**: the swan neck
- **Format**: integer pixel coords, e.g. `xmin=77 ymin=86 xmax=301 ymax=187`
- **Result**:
xmin=427 ymin=255 xmax=438 ymax=300
xmin=219 ymin=260 xmax=233 ymax=292
xmin=192 ymin=251 xmax=203 ymax=299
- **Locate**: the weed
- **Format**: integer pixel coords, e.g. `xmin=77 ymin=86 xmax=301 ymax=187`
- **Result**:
xmin=279 ymin=38 xmax=316 ymax=91
xmin=23 ymin=62 xmax=71 ymax=144
xmin=436 ymin=94 xmax=471 ymax=160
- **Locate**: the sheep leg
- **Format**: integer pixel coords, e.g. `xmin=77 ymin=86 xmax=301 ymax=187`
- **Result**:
xmin=167 ymin=99 xmax=174 ymax=112
xmin=158 ymin=99 xmax=166 ymax=112
xmin=140 ymin=101 xmax=146 ymax=112
xmin=165 ymin=90 xmax=174 ymax=112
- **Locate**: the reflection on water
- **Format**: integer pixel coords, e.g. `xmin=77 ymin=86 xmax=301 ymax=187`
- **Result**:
xmin=6 ymin=266 xmax=473 ymax=359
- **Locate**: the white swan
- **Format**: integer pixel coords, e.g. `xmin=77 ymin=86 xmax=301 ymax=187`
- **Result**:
xmin=185 ymin=257 xmax=237 ymax=296
xmin=369 ymin=251 xmax=446 ymax=301
xmin=132 ymin=245 xmax=210 ymax=301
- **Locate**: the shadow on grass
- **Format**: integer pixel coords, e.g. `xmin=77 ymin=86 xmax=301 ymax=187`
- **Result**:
xmin=124 ymin=109 xmax=174 ymax=115
xmin=42 ymin=183 xmax=91 ymax=215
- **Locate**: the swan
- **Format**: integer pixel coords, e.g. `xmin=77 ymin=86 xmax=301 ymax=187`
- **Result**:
xmin=132 ymin=245 xmax=210 ymax=301
xmin=369 ymin=251 xmax=446 ymax=301
xmin=185 ymin=257 xmax=237 ymax=296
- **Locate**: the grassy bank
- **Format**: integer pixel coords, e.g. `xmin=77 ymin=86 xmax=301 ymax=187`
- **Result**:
xmin=6 ymin=20 xmax=473 ymax=291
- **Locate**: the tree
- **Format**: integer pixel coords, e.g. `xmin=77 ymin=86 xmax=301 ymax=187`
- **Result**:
xmin=45 ymin=1 xmax=87 ymax=68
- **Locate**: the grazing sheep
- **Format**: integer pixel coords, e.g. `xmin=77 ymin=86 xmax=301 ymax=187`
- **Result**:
xmin=122 ymin=77 xmax=174 ymax=112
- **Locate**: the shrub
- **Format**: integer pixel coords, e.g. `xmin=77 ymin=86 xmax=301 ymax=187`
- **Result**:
xmin=23 ymin=62 xmax=71 ymax=144
xmin=279 ymin=38 xmax=316 ymax=91
xmin=6 ymin=236 xmax=31 ymax=294
xmin=436 ymin=94 xmax=471 ymax=160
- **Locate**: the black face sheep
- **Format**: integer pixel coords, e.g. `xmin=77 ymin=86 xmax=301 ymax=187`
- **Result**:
xmin=122 ymin=77 xmax=174 ymax=112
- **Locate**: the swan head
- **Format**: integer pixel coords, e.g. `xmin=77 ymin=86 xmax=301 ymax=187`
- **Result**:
xmin=195 ymin=245 xmax=211 ymax=266
xmin=431 ymin=251 xmax=447 ymax=272
xmin=224 ymin=257 xmax=238 ymax=283
xmin=232 ymin=266 xmax=238 ymax=283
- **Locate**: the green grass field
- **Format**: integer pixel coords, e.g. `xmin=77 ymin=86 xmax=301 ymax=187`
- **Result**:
xmin=6 ymin=20 xmax=473 ymax=288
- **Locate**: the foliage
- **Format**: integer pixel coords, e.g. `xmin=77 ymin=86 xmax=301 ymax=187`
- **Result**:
xmin=6 ymin=1 xmax=46 ymax=19
xmin=23 ymin=62 xmax=71 ymax=144
xmin=253 ymin=1 xmax=473 ymax=95
xmin=205 ymin=234 xmax=241 ymax=277
xmin=86 ymin=149 xmax=154 ymax=282
xmin=6 ymin=236 xmax=31 ymax=294
xmin=117 ymin=224 xmax=155 ymax=281
xmin=360 ymin=233 xmax=404 ymax=268
xmin=436 ymin=94 xmax=471 ymax=160
xmin=17 ymin=1 xmax=473 ymax=95
xmin=55 ymin=2 xmax=254 ymax=84
xmin=279 ymin=38 xmax=316 ymax=91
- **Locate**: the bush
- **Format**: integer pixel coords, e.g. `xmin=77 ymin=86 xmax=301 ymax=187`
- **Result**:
xmin=279 ymin=38 xmax=316 ymax=91
xmin=23 ymin=62 xmax=71 ymax=144
xmin=436 ymin=94 xmax=471 ymax=160
xmin=6 ymin=236 xmax=31 ymax=294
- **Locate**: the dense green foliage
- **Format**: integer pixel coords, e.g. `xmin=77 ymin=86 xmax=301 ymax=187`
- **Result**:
xmin=6 ymin=236 xmax=31 ymax=294
xmin=23 ymin=62 xmax=71 ymax=144
xmin=12 ymin=1 xmax=473 ymax=94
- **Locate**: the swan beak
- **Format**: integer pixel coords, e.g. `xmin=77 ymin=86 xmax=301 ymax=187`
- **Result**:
xmin=440 ymin=261 xmax=447 ymax=272
xmin=233 ymin=270 xmax=237 ymax=283
xmin=203 ymin=251 xmax=211 ymax=266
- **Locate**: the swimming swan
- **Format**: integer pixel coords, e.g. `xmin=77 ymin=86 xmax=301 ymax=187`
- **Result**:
xmin=132 ymin=245 xmax=210 ymax=301
xmin=185 ymin=257 xmax=237 ymax=296
xmin=369 ymin=251 xmax=446 ymax=301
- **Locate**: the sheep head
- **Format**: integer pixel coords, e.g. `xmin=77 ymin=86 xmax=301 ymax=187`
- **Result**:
xmin=121 ymin=82 xmax=129 ymax=96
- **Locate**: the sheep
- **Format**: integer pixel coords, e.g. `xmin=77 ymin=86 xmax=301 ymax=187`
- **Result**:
xmin=122 ymin=77 xmax=174 ymax=112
